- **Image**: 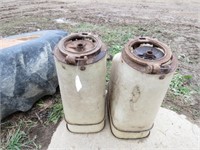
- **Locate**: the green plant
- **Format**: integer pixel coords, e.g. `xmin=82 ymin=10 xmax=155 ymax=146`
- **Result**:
xmin=48 ymin=102 xmax=64 ymax=124
xmin=109 ymin=45 xmax=123 ymax=55
xmin=106 ymin=45 xmax=123 ymax=80
xmin=5 ymin=122 xmax=39 ymax=150
xmin=170 ymin=72 xmax=193 ymax=97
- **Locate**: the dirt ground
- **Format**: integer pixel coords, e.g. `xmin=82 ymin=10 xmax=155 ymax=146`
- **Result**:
xmin=1 ymin=0 xmax=200 ymax=149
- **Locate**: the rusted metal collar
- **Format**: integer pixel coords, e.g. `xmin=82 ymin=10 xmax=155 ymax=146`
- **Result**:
xmin=122 ymin=37 xmax=177 ymax=74
xmin=54 ymin=32 xmax=107 ymax=70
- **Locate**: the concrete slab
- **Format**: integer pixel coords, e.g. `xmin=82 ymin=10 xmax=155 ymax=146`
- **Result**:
xmin=48 ymin=108 xmax=200 ymax=150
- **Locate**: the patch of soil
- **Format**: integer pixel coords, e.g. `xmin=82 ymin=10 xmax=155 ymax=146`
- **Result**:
xmin=163 ymin=93 xmax=200 ymax=126
xmin=29 ymin=122 xmax=58 ymax=149
xmin=1 ymin=91 xmax=62 ymax=150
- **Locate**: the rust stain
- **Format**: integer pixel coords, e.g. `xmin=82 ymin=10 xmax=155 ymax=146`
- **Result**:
xmin=54 ymin=32 xmax=107 ymax=69
xmin=0 ymin=35 xmax=39 ymax=49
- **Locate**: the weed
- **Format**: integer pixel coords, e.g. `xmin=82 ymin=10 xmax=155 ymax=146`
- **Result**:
xmin=170 ymin=72 xmax=193 ymax=98
xmin=2 ymin=121 xmax=39 ymax=150
xmin=48 ymin=102 xmax=64 ymax=124
xmin=109 ymin=45 xmax=123 ymax=56
xmin=36 ymin=100 xmax=45 ymax=108
xmin=106 ymin=45 xmax=122 ymax=80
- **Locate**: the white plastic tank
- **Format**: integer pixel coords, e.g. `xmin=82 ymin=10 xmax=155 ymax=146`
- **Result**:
xmin=109 ymin=37 xmax=177 ymax=139
xmin=54 ymin=33 xmax=107 ymax=133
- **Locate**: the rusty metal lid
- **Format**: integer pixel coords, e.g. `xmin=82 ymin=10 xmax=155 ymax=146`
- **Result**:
xmin=122 ymin=37 xmax=177 ymax=74
xmin=54 ymin=32 xmax=107 ymax=70
xmin=134 ymin=46 xmax=165 ymax=60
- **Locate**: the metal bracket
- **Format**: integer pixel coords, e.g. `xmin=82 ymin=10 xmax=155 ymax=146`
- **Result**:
xmin=65 ymin=55 xmax=76 ymax=65
xmin=77 ymin=56 xmax=88 ymax=71
xmin=146 ymin=63 xmax=171 ymax=74
xmin=65 ymin=55 xmax=88 ymax=71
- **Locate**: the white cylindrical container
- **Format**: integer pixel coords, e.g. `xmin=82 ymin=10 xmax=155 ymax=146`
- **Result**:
xmin=54 ymin=33 xmax=107 ymax=133
xmin=109 ymin=37 xmax=177 ymax=139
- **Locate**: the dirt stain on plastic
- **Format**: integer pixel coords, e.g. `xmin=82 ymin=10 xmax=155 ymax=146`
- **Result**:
xmin=130 ymin=86 xmax=140 ymax=111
